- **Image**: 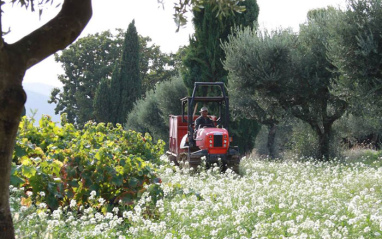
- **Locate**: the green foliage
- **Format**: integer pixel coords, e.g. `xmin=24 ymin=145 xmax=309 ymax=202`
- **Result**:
xmin=334 ymin=113 xmax=382 ymax=149
xmin=113 ymin=20 xmax=141 ymax=125
xmin=181 ymin=0 xmax=259 ymax=153
xmin=182 ymin=0 xmax=259 ymax=94
xmin=229 ymin=118 xmax=261 ymax=154
xmin=12 ymin=115 xmax=165 ymax=210
xmin=50 ymin=30 xmax=125 ymax=126
xmin=285 ymin=120 xmax=320 ymax=159
xmin=343 ymin=148 xmax=382 ymax=166
xmin=327 ymin=0 xmax=382 ymax=113
xmin=93 ymin=78 xmax=111 ymax=122
xmin=127 ymin=90 xmax=167 ymax=142
xmin=155 ymin=76 xmax=189 ymax=126
xmin=173 ymin=0 xmax=248 ymax=30
xmin=50 ymin=29 xmax=179 ymax=127
xmin=223 ymin=14 xmax=348 ymax=159
xmin=126 ymin=75 xmax=188 ymax=143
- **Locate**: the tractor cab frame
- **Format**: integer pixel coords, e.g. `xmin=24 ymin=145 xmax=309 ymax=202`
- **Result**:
xmin=167 ymin=82 xmax=240 ymax=172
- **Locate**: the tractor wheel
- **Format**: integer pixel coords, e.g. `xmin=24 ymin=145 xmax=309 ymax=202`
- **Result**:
xmin=178 ymin=153 xmax=188 ymax=168
xmin=228 ymin=163 xmax=240 ymax=174
xmin=168 ymin=155 xmax=179 ymax=166
xmin=227 ymin=155 xmax=240 ymax=174
xmin=179 ymin=153 xmax=199 ymax=173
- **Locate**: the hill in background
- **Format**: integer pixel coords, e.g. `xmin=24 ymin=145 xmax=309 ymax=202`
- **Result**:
xmin=23 ymin=82 xmax=61 ymax=124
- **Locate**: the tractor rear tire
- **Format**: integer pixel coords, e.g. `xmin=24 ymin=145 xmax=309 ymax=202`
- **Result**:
xmin=227 ymin=155 xmax=240 ymax=174
xmin=179 ymin=153 xmax=199 ymax=173
xmin=228 ymin=163 xmax=240 ymax=174
xmin=168 ymin=155 xmax=179 ymax=166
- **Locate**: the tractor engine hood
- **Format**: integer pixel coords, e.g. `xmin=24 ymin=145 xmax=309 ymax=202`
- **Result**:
xmin=195 ymin=128 xmax=230 ymax=154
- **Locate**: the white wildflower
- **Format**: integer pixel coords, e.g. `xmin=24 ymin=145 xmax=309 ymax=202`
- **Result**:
xmin=70 ymin=199 xmax=77 ymax=209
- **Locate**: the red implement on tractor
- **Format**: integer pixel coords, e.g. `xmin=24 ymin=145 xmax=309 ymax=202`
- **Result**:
xmin=166 ymin=82 xmax=240 ymax=173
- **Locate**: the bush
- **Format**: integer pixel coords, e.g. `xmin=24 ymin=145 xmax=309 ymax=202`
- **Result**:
xmin=334 ymin=113 xmax=382 ymax=150
xmin=12 ymin=115 xmax=164 ymax=211
xmin=126 ymin=75 xmax=187 ymax=144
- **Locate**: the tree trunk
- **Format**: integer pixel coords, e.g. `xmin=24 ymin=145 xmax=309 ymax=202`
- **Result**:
xmin=0 ymin=67 xmax=26 ymax=239
xmin=0 ymin=43 xmax=27 ymax=238
xmin=316 ymin=123 xmax=332 ymax=161
xmin=0 ymin=1 xmax=92 ymax=238
xmin=267 ymin=123 xmax=277 ymax=159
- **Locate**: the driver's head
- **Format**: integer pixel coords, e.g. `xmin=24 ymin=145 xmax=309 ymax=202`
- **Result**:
xmin=200 ymin=106 xmax=208 ymax=117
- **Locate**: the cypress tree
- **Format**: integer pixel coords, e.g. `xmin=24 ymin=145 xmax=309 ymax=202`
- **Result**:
xmin=120 ymin=20 xmax=141 ymax=123
xmin=109 ymin=63 xmax=122 ymax=124
xmin=93 ymin=78 xmax=111 ymax=123
xmin=110 ymin=20 xmax=141 ymax=125
xmin=183 ymin=0 xmax=259 ymax=95
xmin=182 ymin=0 xmax=260 ymax=154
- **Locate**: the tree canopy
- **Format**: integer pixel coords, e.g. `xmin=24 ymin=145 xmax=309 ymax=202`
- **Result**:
xmin=126 ymin=75 xmax=188 ymax=142
xmin=223 ymin=8 xmax=348 ymax=160
xmin=182 ymin=0 xmax=259 ymax=94
xmin=327 ymin=0 xmax=382 ymax=115
xmin=50 ymin=29 xmax=178 ymax=126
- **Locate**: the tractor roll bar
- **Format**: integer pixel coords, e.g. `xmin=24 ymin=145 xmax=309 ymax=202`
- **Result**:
xmin=183 ymin=82 xmax=230 ymax=148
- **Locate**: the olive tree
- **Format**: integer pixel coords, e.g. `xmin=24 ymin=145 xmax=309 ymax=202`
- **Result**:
xmin=223 ymin=9 xmax=347 ymax=160
xmin=328 ymin=0 xmax=382 ymax=113
xmin=126 ymin=75 xmax=187 ymax=142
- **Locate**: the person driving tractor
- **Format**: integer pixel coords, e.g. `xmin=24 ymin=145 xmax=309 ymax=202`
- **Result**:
xmin=195 ymin=106 xmax=214 ymax=130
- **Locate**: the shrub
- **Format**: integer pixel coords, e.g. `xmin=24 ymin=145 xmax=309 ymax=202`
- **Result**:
xmin=126 ymin=75 xmax=187 ymax=143
xmin=12 ymin=115 xmax=164 ymax=211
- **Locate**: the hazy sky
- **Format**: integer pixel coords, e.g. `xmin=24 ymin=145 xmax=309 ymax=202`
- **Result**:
xmin=3 ymin=0 xmax=347 ymax=87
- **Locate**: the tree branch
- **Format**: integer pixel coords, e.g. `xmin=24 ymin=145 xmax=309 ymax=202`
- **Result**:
xmin=326 ymin=97 xmax=347 ymax=125
xmin=10 ymin=0 xmax=92 ymax=69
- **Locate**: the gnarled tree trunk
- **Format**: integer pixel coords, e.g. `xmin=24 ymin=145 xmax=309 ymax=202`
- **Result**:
xmin=0 ymin=1 xmax=92 ymax=238
xmin=267 ymin=123 xmax=277 ymax=159
xmin=314 ymin=123 xmax=332 ymax=161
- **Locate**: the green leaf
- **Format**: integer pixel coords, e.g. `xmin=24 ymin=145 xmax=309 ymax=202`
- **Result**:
xmin=111 ymin=174 xmax=123 ymax=187
xmin=29 ymin=174 xmax=45 ymax=193
xmin=46 ymin=194 xmax=59 ymax=210
xmin=68 ymin=179 xmax=79 ymax=187
xmin=128 ymin=177 xmax=139 ymax=188
xmin=14 ymin=144 xmax=27 ymax=158
xmin=10 ymin=175 xmax=24 ymax=187
xmin=22 ymin=165 xmax=37 ymax=178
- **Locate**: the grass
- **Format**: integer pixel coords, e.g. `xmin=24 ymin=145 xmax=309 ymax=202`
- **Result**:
xmin=12 ymin=154 xmax=382 ymax=238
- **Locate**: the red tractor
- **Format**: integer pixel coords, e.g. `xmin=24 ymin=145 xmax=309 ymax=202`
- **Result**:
xmin=166 ymin=82 xmax=240 ymax=173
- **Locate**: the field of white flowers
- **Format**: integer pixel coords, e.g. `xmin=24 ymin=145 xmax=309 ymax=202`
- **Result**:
xmin=12 ymin=154 xmax=382 ymax=238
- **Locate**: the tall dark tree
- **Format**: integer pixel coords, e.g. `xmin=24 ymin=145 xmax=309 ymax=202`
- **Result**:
xmin=93 ymin=78 xmax=111 ymax=122
xmin=183 ymin=0 xmax=259 ymax=94
xmin=109 ymin=20 xmax=141 ymax=125
xmin=182 ymin=0 xmax=260 ymax=154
